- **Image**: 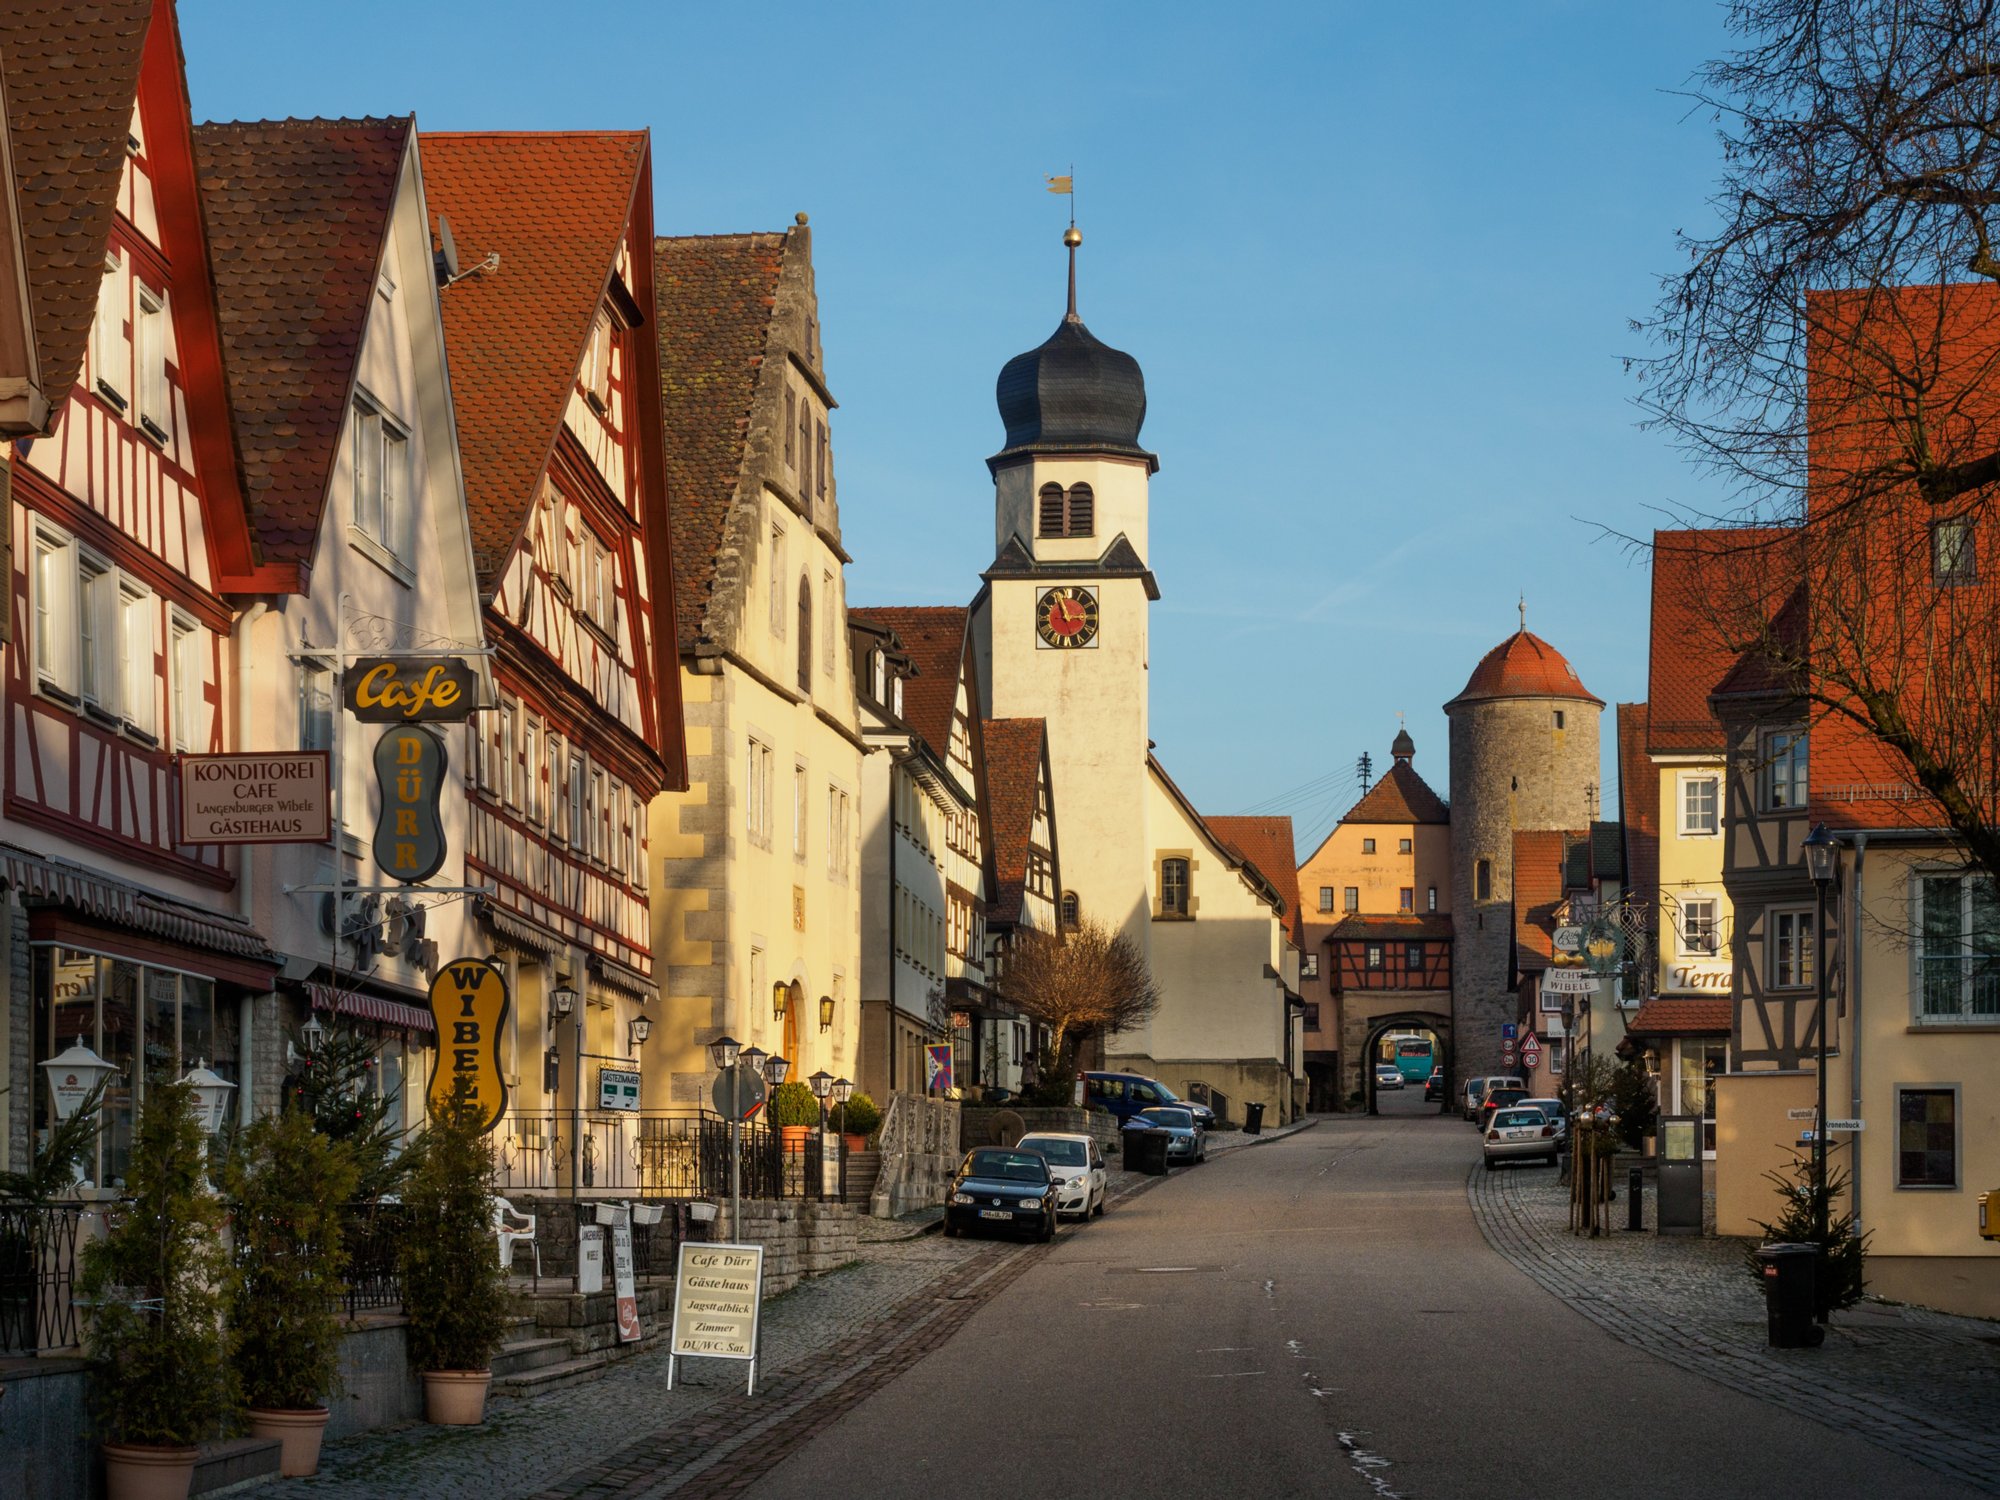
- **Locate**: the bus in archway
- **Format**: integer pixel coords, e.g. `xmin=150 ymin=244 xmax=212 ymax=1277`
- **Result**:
xmin=1391 ymin=1034 xmax=1435 ymax=1083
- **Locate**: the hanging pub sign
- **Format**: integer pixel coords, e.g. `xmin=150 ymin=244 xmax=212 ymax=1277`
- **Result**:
xmin=373 ymin=726 xmax=448 ymax=883
xmin=343 ymin=656 xmax=479 ymax=723
xmin=427 ymin=958 xmax=510 ymax=1134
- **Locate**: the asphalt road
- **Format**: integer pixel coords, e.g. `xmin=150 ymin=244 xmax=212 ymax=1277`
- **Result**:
xmin=749 ymin=1108 xmax=1980 ymax=1500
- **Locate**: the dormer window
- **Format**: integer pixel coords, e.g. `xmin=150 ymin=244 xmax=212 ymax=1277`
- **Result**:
xmin=1037 ymin=482 xmax=1095 ymax=539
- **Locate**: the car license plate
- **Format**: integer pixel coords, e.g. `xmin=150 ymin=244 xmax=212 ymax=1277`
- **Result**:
xmin=979 ymin=1209 xmax=1010 ymax=1220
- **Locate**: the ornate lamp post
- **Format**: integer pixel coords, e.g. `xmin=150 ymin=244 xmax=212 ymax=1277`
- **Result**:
xmin=830 ymin=1076 xmax=854 ymax=1202
xmin=1803 ymin=822 xmax=1839 ymax=1296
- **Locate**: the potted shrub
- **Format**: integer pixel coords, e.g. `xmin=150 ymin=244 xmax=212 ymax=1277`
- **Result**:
xmin=77 ymin=1081 xmax=237 ymax=1500
xmin=225 ymin=1110 xmax=360 ymax=1476
xmin=837 ymin=1091 xmax=880 ymax=1152
xmin=398 ymin=1090 xmax=507 ymax=1425
xmin=768 ymin=1081 xmax=820 ymax=1152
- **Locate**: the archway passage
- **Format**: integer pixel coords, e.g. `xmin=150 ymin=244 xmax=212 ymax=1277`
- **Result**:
xmin=1351 ymin=1010 xmax=1451 ymax=1116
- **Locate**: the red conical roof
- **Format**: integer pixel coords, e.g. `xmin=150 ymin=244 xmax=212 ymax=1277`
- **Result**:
xmin=1447 ymin=630 xmax=1601 ymax=709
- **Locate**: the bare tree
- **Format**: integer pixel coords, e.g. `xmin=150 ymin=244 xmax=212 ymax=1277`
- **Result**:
xmin=1636 ymin=0 xmax=2000 ymax=879
xmin=995 ymin=918 xmax=1161 ymax=1085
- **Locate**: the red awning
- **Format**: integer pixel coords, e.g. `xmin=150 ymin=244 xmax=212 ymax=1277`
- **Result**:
xmin=308 ymin=982 xmax=435 ymax=1035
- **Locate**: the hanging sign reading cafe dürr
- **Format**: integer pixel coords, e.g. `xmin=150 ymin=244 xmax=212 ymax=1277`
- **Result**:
xmin=372 ymin=726 xmax=449 ymax=883
xmin=178 ymin=752 xmax=331 ymax=844
xmin=342 ymin=656 xmax=479 ymax=723
xmin=427 ymin=958 xmax=510 ymax=1133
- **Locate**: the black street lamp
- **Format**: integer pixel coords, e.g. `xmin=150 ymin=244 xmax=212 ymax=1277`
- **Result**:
xmin=1803 ymin=820 xmax=1839 ymax=1310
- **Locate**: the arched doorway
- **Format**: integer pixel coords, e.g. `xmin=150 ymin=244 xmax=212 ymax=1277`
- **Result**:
xmin=1358 ymin=1012 xmax=1451 ymax=1116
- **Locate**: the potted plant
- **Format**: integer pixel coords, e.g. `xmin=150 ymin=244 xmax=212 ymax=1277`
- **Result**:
xmin=77 ymin=1081 xmax=237 ymax=1500
xmin=768 ymin=1081 xmax=820 ymax=1152
xmin=225 ymin=1109 xmax=360 ymax=1476
xmin=398 ymin=1089 xmax=507 ymax=1425
xmin=837 ymin=1091 xmax=880 ymax=1152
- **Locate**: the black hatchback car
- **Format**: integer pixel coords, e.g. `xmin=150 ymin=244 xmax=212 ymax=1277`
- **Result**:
xmin=943 ymin=1148 xmax=1058 ymax=1241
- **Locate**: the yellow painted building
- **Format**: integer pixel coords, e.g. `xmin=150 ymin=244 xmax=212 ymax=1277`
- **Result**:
xmin=650 ymin=223 xmax=864 ymax=1101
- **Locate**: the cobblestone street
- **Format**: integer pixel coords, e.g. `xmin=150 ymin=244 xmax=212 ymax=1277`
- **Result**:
xmin=1470 ymin=1161 xmax=2000 ymax=1496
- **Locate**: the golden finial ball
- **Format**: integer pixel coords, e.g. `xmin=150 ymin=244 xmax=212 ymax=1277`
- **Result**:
xmin=1063 ymin=227 xmax=1082 ymax=248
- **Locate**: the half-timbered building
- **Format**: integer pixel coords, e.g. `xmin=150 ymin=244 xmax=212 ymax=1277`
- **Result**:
xmin=194 ymin=116 xmax=491 ymax=1122
xmin=652 ymin=223 xmax=864 ymax=1100
xmin=1 ymin=0 xmax=291 ymax=1184
xmin=978 ymin=716 xmax=1062 ymax=1088
xmin=421 ymin=131 xmax=685 ymax=1193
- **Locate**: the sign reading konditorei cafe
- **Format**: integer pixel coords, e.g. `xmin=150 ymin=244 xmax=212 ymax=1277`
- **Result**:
xmin=178 ymin=752 xmax=331 ymax=844
xmin=666 ymin=1243 xmax=766 ymax=1395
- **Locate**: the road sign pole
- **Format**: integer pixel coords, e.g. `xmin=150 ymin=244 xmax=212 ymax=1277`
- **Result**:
xmin=730 ymin=1116 xmax=741 ymax=1245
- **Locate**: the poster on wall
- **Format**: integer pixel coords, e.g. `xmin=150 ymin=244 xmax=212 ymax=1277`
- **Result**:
xmin=425 ymin=959 xmax=510 ymax=1133
xmin=609 ymin=1215 xmax=640 ymax=1343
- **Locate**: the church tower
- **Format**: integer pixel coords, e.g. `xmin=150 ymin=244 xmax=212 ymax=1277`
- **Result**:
xmin=972 ymin=229 xmax=1159 ymax=947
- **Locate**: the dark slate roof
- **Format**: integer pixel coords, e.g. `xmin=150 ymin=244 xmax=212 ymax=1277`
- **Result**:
xmin=1590 ymin=820 xmax=1623 ymax=882
xmin=1390 ymin=727 xmax=1416 ymax=760
xmin=982 ymin=717 xmax=1046 ymax=927
xmin=1207 ymin=816 xmax=1301 ymax=944
xmin=848 ymin=606 xmax=966 ymax=762
xmin=194 ymin=118 xmax=407 ymax=565
xmin=0 ymin=0 xmax=152 ymax=418
xmin=991 ymin=311 xmax=1154 ymax=473
xmin=654 ymin=230 xmax=788 ymax=653
xmin=982 ymin=530 xmax=1160 ymax=600
xmin=420 ymin=131 xmax=645 ymax=587
xmin=1340 ymin=759 xmax=1449 ymax=825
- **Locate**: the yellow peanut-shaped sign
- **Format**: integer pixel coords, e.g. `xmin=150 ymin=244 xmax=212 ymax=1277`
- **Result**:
xmin=427 ymin=958 xmax=510 ymax=1134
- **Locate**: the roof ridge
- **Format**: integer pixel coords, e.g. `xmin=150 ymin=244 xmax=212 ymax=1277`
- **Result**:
xmin=422 ymin=129 xmax=645 ymax=141
xmin=197 ymin=115 xmax=412 ymax=130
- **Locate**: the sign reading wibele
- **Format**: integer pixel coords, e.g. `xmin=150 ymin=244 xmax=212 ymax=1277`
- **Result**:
xmin=666 ymin=1243 xmax=764 ymax=1395
xmin=427 ymin=959 xmax=510 ymax=1134
xmin=178 ymin=752 xmax=331 ymax=844
xmin=373 ymin=726 xmax=448 ymax=883
xmin=343 ymin=656 xmax=478 ymax=723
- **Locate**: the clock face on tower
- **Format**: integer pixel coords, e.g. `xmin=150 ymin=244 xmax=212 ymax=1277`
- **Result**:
xmin=1035 ymin=586 xmax=1099 ymax=649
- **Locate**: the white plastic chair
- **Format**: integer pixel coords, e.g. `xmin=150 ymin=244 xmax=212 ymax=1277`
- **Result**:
xmin=492 ymin=1196 xmax=539 ymax=1277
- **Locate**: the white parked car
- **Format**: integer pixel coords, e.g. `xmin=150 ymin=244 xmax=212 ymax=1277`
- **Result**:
xmin=1016 ymin=1132 xmax=1108 ymax=1220
xmin=1374 ymin=1064 xmax=1404 ymax=1091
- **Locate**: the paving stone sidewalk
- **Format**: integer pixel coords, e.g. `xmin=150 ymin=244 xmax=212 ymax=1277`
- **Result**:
xmin=1470 ymin=1163 xmax=2000 ymax=1496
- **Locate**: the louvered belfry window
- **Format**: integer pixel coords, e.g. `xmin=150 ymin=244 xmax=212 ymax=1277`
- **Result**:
xmin=1037 ymin=482 xmax=1096 ymax=538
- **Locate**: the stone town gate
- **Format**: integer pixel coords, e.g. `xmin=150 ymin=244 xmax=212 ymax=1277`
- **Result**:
xmin=1340 ymin=997 xmax=1451 ymax=1112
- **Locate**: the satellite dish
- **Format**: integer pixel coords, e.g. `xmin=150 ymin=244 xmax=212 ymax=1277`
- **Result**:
xmin=436 ymin=215 xmax=461 ymax=281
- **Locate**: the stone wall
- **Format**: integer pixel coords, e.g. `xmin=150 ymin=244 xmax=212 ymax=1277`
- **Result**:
xmin=729 ymin=1200 xmax=860 ymax=1296
xmin=325 ymin=1318 xmax=423 ymax=1442
xmin=869 ymin=1091 xmax=959 ymax=1217
xmin=0 ymin=1358 xmax=91 ymax=1500
xmin=1447 ymin=693 xmax=1600 ymax=1083
xmin=961 ymin=1105 xmax=1119 ymax=1152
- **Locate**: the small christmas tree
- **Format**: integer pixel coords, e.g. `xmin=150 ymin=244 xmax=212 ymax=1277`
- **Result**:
xmin=1744 ymin=1150 xmax=1869 ymax=1317
xmin=283 ymin=1022 xmax=406 ymax=1200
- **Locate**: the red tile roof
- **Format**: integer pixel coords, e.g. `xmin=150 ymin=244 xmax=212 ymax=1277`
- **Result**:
xmin=1207 ymin=815 xmax=1301 ymax=943
xmin=1512 ymin=829 xmax=1586 ymax=972
xmin=1339 ymin=758 xmax=1449 ymax=825
xmin=1648 ymin=528 xmax=1795 ymax=753
xmin=981 ymin=717 xmax=1046 ymax=927
xmin=1615 ymin=702 xmax=1658 ymax=901
xmin=0 ymin=0 xmax=152 ymax=420
xmin=419 ymin=131 xmax=645 ymax=586
xmin=848 ymin=606 xmax=968 ymax=762
xmin=1449 ymin=629 xmax=1601 ymax=709
xmin=1626 ymin=997 xmax=1732 ymax=1037
xmin=193 ymin=118 xmax=408 ymax=566
xmin=1325 ymin=913 xmax=1452 ymax=941
xmin=654 ymin=231 xmax=787 ymax=653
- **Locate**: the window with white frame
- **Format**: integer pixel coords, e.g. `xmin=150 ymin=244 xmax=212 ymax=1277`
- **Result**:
xmin=498 ymin=701 xmax=518 ymax=809
xmin=33 ymin=525 xmax=77 ymax=695
xmin=1681 ymin=774 xmax=1720 ymax=836
xmin=351 ymin=395 xmax=409 ymax=562
xmin=793 ymin=763 xmax=808 ymax=860
xmin=552 ymin=734 xmax=571 ymax=843
xmin=169 ymin=611 xmax=199 ymax=752
xmin=1767 ymin=906 xmax=1815 ymax=989
xmin=588 ymin=767 xmax=606 ymax=862
xmin=1763 ymin=729 xmax=1808 ymax=811
xmin=622 ymin=783 xmax=639 ymax=879
xmin=78 ymin=552 xmax=115 ymax=714
xmin=583 ymin=309 xmax=613 ymax=410
xmin=135 ymin=286 xmax=167 ymax=437
xmin=119 ymin=581 xmax=155 ymax=738
xmin=93 ymin=251 xmax=126 ymax=406
xmin=1917 ymin=872 xmax=2000 ymax=1022
xmin=1680 ymin=898 xmax=1720 ymax=955
xmin=524 ymin=717 xmax=544 ymax=824
xmin=827 ymin=784 xmax=851 ymax=879
xmin=746 ymin=737 xmax=774 ymax=842
xmin=568 ymin=753 xmax=586 ymax=850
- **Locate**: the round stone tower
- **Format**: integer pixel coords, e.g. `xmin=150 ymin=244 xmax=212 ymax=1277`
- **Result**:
xmin=1444 ymin=624 xmax=1603 ymax=1084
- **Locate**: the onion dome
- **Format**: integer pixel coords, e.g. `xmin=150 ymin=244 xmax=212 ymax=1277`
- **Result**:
xmin=1447 ymin=629 xmax=1602 ymax=709
xmin=1390 ymin=727 xmax=1417 ymax=763
xmin=990 ymin=228 xmax=1155 ymax=472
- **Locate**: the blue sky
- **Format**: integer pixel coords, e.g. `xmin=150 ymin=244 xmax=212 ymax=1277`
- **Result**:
xmin=183 ymin=0 xmax=1736 ymax=857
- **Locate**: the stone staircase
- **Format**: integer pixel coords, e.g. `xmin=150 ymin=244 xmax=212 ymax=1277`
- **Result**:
xmin=190 ymin=1437 xmax=282 ymax=1496
xmin=844 ymin=1150 xmax=881 ymax=1208
xmin=490 ymin=1286 xmax=676 ymax=1399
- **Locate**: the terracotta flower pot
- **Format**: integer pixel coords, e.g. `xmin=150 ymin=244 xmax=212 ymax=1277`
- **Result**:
xmin=102 ymin=1443 xmax=198 ymax=1500
xmin=780 ymin=1125 xmax=811 ymax=1152
xmin=842 ymin=1132 xmax=865 ymax=1153
xmin=422 ymin=1369 xmax=493 ymax=1426
xmin=248 ymin=1406 xmax=332 ymax=1477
